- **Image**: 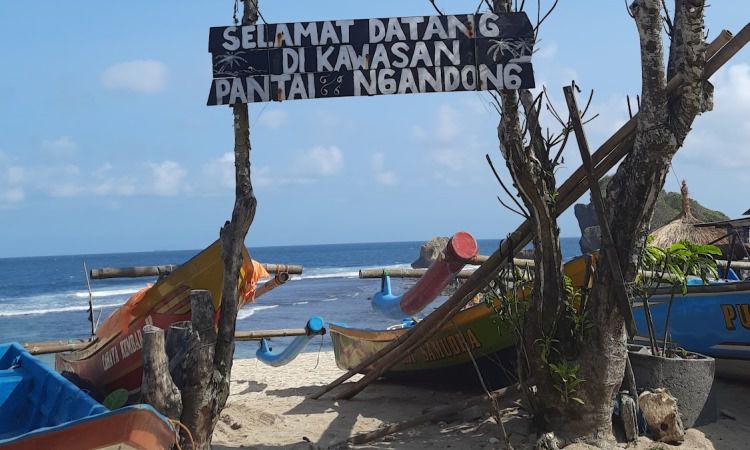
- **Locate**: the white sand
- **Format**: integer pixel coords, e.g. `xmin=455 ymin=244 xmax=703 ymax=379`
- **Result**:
xmin=211 ymin=352 xmax=749 ymax=449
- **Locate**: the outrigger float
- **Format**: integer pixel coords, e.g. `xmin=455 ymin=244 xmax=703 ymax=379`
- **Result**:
xmin=47 ymin=240 xmax=323 ymax=401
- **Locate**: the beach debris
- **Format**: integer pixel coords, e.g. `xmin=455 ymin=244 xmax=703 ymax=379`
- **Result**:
xmin=326 ymin=385 xmax=516 ymax=448
xmin=639 ymin=389 xmax=685 ymax=443
xmin=720 ymin=409 xmax=737 ymax=421
xmin=535 ymin=432 xmax=560 ymax=450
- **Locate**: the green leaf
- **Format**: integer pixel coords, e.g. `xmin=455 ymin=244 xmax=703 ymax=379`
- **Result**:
xmin=103 ymin=388 xmax=128 ymax=410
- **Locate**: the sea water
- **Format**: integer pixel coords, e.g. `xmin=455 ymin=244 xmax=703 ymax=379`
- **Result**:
xmin=0 ymin=239 xmax=581 ymax=361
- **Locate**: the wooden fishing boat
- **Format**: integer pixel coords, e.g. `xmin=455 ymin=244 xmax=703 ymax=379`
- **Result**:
xmin=0 ymin=342 xmax=174 ymax=449
xmin=632 ymin=280 xmax=750 ymax=361
xmin=330 ymin=253 xmax=594 ymax=388
xmin=55 ymin=240 xmax=256 ymax=400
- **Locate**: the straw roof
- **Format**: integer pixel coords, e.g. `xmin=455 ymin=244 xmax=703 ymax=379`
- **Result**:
xmin=649 ymin=180 xmax=728 ymax=248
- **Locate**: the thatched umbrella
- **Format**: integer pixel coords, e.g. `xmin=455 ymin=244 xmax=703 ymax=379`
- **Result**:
xmin=649 ymin=180 xmax=728 ymax=248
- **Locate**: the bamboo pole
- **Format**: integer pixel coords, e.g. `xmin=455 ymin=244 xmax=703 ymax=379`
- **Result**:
xmin=563 ymin=84 xmax=636 ymax=336
xmin=22 ymin=326 xmax=321 ymax=354
xmin=234 ymin=328 xmax=313 ymax=341
xmin=310 ymin=30 xmax=740 ymax=401
xmin=360 ymin=259 xmax=534 ymax=279
xmin=254 ymin=272 xmax=290 ymax=298
xmin=90 ymin=262 xmax=303 ymax=279
xmin=23 ymin=339 xmax=96 ymax=355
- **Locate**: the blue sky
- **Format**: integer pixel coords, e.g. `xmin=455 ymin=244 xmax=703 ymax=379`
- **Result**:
xmin=1 ymin=1 xmax=749 ymax=257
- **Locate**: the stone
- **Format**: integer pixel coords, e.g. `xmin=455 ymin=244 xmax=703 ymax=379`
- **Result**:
xmin=618 ymin=392 xmax=638 ymax=442
xmin=460 ymin=405 xmax=485 ymax=422
xmin=639 ymin=389 xmax=685 ymax=444
xmin=411 ymin=237 xmax=450 ymax=268
xmin=580 ymin=226 xmax=601 ymax=254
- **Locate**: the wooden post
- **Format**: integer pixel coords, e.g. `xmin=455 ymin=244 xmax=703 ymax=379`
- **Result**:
xmin=563 ymin=84 xmax=639 ymax=436
xmin=141 ymin=325 xmax=182 ymax=420
xmin=165 ymin=321 xmax=192 ymax=389
xmin=310 ymin=30 xmax=738 ymax=401
xmin=563 ymin=85 xmax=636 ymax=337
xmin=178 ymin=290 xmax=218 ymax=450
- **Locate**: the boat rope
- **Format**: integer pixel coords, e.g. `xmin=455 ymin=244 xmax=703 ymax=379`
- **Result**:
xmin=313 ymin=333 xmax=325 ymax=370
xmin=169 ymin=419 xmax=196 ymax=450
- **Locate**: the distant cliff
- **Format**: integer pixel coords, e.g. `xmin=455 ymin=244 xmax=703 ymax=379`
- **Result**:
xmin=574 ymin=176 xmax=730 ymax=253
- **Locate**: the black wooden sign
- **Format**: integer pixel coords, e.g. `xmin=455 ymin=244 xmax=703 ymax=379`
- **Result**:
xmin=207 ymin=12 xmax=535 ymax=105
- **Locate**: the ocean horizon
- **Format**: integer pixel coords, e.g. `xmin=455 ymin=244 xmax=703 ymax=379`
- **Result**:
xmin=0 ymin=237 xmax=582 ymax=363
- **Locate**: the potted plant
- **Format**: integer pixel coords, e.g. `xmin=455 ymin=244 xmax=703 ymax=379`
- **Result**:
xmin=629 ymin=238 xmax=721 ymax=428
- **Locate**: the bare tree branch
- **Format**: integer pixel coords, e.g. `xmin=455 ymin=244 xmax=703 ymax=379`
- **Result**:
xmin=428 ymin=0 xmax=445 ymax=15
xmin=486 ymin=154 xmax=531 ymax=217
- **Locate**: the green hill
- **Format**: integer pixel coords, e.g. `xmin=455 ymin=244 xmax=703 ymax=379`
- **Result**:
xmin=596 ymin=176 xmax=729 ymax=229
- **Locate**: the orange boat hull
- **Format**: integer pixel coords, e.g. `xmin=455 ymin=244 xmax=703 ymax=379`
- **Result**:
xmin=55 ymin=241 xmax=251 ymax=399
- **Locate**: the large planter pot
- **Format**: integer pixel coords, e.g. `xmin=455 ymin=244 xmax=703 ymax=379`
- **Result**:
xmin=628 ymin=345 xmax=716 ymax=428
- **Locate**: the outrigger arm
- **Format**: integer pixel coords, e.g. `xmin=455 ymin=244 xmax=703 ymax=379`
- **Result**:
xmin=255 ymin=316 xmax=326 ymax=367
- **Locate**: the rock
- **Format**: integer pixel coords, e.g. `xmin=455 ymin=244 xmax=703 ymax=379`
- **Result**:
xmin=535 ymin=432 xmax=560 ymax=450
xmin=411 ymin=237 xmax=450 ymax=268
xmin=639 ymin=389 xmax=685 ymax=444
xmin=618 ymin=392 xmax=638 ymax=442
xmin=580 ymin=226 xmax=601 ymax=254
xmin=574 ymin=203 xmax=598 ymax=230
xmin=460 ymin=405 xmax=485 ymax=422
xmin=488 ymin=437 xmax=500 ymax=444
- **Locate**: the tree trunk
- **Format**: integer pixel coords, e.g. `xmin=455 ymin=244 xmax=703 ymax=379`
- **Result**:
xmin=139 ymin=2 xmax=259 ymax=447
xmin=491 ymin=0 xmax=710 ymax=445
xmin=141 ymin=325 xmax=183 ymax=420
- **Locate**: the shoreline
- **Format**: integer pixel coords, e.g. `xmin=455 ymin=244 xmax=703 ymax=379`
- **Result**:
xmin=213 ymin=351 xmax=750 ymax=449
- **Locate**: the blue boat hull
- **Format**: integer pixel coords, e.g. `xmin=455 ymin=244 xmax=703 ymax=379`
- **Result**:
xmin=632 ymin=281 xmax=750 ymax=360
xmin=0 ymin=343 xmax=174 ymax=449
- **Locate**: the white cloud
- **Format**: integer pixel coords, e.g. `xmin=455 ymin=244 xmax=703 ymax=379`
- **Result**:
xmin=435 ymin=104 xmax=462 ymax=144
xmin=101 ymin=60 xmax=168 ymax=94
xmin=293 ymin=145 xmax=343 ymax=176
xmin=676 ymin=64 xmax=750 ymax=169
xmin=371 ymin=152 xmax=398 ymax=186
xmin=147 ymin=161 xmax=187 ymax=196
xmin=258 ymin=109 xmax=287 ymax=129
xmin=1 ymin=188 xmax=24 ymax=204
xmin=49 ymin=183 xmax=84 ymax=197
xmin=42 ymin=136 xmax=77 ymax=157
xmin=204 ymin=152 xmax=235 ymax=190
xmin=6 ymin=166 xmax=25 ymax=184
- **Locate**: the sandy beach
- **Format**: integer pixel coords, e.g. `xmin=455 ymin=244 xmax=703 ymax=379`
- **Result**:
xmin=212 ymin=351 xmax=750 ymax=449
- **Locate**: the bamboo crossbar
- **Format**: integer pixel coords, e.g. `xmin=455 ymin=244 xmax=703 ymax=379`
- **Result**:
xmin=234 ymin=328 xmax=313 ymax=340
xmin=23 ymin=339 xmax=96 ymax=355
xmin=24 ymin=327 xmax=320 ymax=354
xmin=359 ymin=259 xmax=535 ymax=279
xmin=90 ymin=262 xmax=303 ymax=279
xmin=311 ymin=29 xmax=742 ymax=401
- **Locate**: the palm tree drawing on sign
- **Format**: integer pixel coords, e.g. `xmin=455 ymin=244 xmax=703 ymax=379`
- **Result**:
xmin=214 ymin=51 xmax=265 ymax=77
xmin=486 ymin=38 xmax=535 ymax=62
xmin=487 ymin=39 xmax=519 ymax=61
xmin=513 ymin=39 xmax=535 ymax=56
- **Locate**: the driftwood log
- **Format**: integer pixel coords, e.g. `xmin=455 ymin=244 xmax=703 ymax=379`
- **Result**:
xmin=311 ymin=28 xmax=743 ymax=402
